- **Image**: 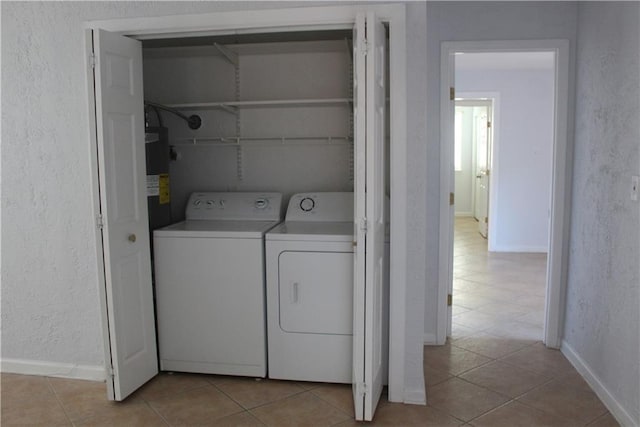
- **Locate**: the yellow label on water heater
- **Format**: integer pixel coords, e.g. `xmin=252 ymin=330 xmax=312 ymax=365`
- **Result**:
xmin=158 ymin=173 xmax=170 ymax=205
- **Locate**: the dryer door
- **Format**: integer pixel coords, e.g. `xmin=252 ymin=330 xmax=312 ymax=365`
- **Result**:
xmin=279 ymin=251 xmax=353 ymax=335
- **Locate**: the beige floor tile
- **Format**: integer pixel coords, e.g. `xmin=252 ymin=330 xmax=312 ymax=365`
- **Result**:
xmin=209 ymin=411 xmax=266 ymax=426
xmin=486 ymin=320 xmax=543 ymax=341
xmin=1 ymin=373 xmax=55 ymax=401
xmin=426 ymin=378 xmax=509 ymax=422
xmin=424 ymin=344 xmax=492 ymax=375
xmin=500 ymin=343 xmax=575 ymax=377
xmin=74 ymin=403 xmax=167 ymax=427
xmin=452 ymin=310 xmax=503 ymax=330
xmin=451 ymin=294 xmax=498 ymax=311
xmin=216 ymin=377 xmax=305 ymax=409
xmin=516 ymin=309 xmax=545 ymax=327
xmin=148 ymin=384 xmax=243 ymax=425
xmin=423 ymin=364 xmax=454 ymax=388
xmin=309 ymin=383 xmax=354 ymax=414
xmin=452 ymin=332 xmax=534 ymax=359
xmin=451 ymin=323 xmax=479 ymax=341
xmin=1 ymin=394 xmax=71 ymax=426
xmin=250 ymin=391 xmax=350 ymax=426
xmin=137 ymin=372 xmax=210 ymax=402
xmin=518 ymin=372 xmax=609 ymax=424
xmin=349 ymin=401 xmax=463 ymax=426
xmin=469 ymin=400 xmax=579 ymax=427
xmin=475 ymin=302 xmax=531 ymax=318
xmin=459 ymin=360 xmax=552 ymax=398
xmin=48 ymin=377 xmax=144 ymax=422
xmin=587 ymin=411 xmax=621 ymax=426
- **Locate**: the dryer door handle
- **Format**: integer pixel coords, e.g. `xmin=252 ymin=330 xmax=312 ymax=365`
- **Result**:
xmin=291 ymin=282 xmax=299 ymax=304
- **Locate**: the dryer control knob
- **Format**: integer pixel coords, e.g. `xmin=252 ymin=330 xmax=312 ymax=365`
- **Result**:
xmin=254 ymin=198 xmax=269 ymax=209
xmin=299 ymin=197 xmax=315 ymax=212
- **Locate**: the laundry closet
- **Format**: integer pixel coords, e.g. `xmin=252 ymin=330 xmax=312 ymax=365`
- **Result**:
xmin=90 ymin=9 xmax=394 ymax=419
xmin=139 ymin=27 xmax=390 ymax=386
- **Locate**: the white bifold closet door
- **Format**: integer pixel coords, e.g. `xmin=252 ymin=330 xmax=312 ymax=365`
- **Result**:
xmin=92 ymin=29 xmax=158 ymax=401
xmin=352 ymin=11 xmax=387 ymax=422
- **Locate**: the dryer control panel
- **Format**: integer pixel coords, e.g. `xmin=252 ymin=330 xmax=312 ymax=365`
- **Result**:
xmin=185 ymin=192 xmax=283 ymax=221
xmin=285 ymin=192 xmax=354 ymax=222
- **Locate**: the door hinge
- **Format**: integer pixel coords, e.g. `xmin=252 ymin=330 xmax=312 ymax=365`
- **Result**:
xmin=356 ymin=382 xmax=368 ymax=397
xmin=447 ymin=294 xmax=453 ymax=306
xmin=359 ymin=217 xmax=368 ymax=233
xmin=487 ymin=121 xmax=492 ymax=128
xmin=449 ymin=87 xmax=455 ymax=101
xmin=361 ymin=39 xmax=369 ymax=56
xmin=106 ymin=364 xmax=115 ymax=379
xmin=449 ymin=192 xmax=455 ymax=206
xmin=89 ymin=52 xmax=96 ymax=69
xmin=96 ymin=214 xmax=104 ymax=230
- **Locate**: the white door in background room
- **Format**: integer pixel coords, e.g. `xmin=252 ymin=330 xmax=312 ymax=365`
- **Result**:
xmin=92 ymin=29 xmax=158 ymax=400
xmin=352 ymin=11 xmax=387 ymax=422
xmin=472 ymin=103 xmax=492 ymax=238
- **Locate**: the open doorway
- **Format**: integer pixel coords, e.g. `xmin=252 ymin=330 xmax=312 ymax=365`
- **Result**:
xmin=454 ymin=98 xmax=493 ymax=237
xmin=437 ymin=40 xmax=572 ymax=349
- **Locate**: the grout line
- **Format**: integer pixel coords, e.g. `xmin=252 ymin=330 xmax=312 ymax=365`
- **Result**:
xmin=45 ymin=376 xmax=76 ymax=427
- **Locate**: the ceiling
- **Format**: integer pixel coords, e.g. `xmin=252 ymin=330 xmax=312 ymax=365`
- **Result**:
xmin=455 ymin=51 xmax=555 ymax=70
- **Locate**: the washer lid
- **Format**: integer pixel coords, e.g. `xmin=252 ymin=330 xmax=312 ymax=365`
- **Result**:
xmin=154 ymin=220 xmax=281 ymax=239
xmin=266 ymin=221 xmax=354 ymax=242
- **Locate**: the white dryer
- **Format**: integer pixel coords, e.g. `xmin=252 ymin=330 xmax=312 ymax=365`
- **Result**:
xmin=266 ymin=192 xmax=356 ymax=383
xmin=153 ymin=192 xmax=283 ymax=377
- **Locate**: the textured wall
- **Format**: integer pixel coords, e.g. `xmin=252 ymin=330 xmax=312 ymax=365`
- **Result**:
xmin=564 ymin=2 xmax=640 ymax=424
xmin=0 ymin=1 xmax=341 ymax=367
xmin=456 ymin=68 xmax=555 ymax=252
xmin=1 ymin=0 xmax=428 ymax=400
xmin=425 ymin=1 xmax=578 ymax=337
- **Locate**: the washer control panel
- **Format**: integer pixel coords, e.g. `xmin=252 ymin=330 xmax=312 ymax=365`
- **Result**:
xmin=185 ymin=192 xmax=283 ymax=221
xmin=285 ymin=192 xmax=354 ymax=222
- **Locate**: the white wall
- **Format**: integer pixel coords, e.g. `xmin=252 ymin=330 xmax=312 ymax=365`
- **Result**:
xmin=563 ymin=2 xmax=640 ymax=425
xmin=425 ymin=0 xmax=578 ymax=341
xmin=456 ymin=68 xmax=555 ymax=252
xmin=1 ymin=0 xmax=428 ymax=402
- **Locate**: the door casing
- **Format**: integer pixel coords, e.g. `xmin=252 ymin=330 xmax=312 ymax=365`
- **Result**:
xmin=85 ymin=3 xmax=413 ymax=404
xmin=438 ymin=39 xmax=572 ymax=348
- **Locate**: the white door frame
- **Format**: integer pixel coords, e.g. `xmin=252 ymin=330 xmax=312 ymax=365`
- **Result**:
xmin=438 ymin=40 xmax=571 ymax=348
xmin=85 ymin=3 xmax=411 ymax=403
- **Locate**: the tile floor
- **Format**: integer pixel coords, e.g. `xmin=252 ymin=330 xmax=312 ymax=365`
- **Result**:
xmin=0 ymin=217 xmax=618 ymax=426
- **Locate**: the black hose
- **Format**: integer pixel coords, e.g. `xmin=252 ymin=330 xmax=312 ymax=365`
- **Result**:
xmin=144 ymin=101 xmax=201 ymax=130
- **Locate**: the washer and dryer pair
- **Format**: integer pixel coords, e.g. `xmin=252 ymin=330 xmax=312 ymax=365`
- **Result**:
xmin=153 ymin=191 xmax=378 ymax=384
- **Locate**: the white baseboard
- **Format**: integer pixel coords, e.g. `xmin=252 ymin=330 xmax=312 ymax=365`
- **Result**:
xmin=561 ymin=341 xmax=638 ymax=427
xmin=1 ymin=358 xmax=105 ymax=382
xmin=403 ymin=387 xmax=427 ymax=405
xmin=423 ymin=333 xmax=438 ymax=345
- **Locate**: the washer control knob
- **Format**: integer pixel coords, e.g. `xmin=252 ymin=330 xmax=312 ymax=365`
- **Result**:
xmin=299 ymin=197 xmax=315 ymax=212
xmin=193 ymin=199 xmax=203 ymax=206
xmin=254 ymin=198 xmax=269 ymax=209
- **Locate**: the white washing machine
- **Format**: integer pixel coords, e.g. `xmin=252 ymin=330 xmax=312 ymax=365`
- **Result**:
xmin=153 ymin=192 xmax=283 ymax=377
xmin=266 ymin=192 xmax=357 ymax=383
